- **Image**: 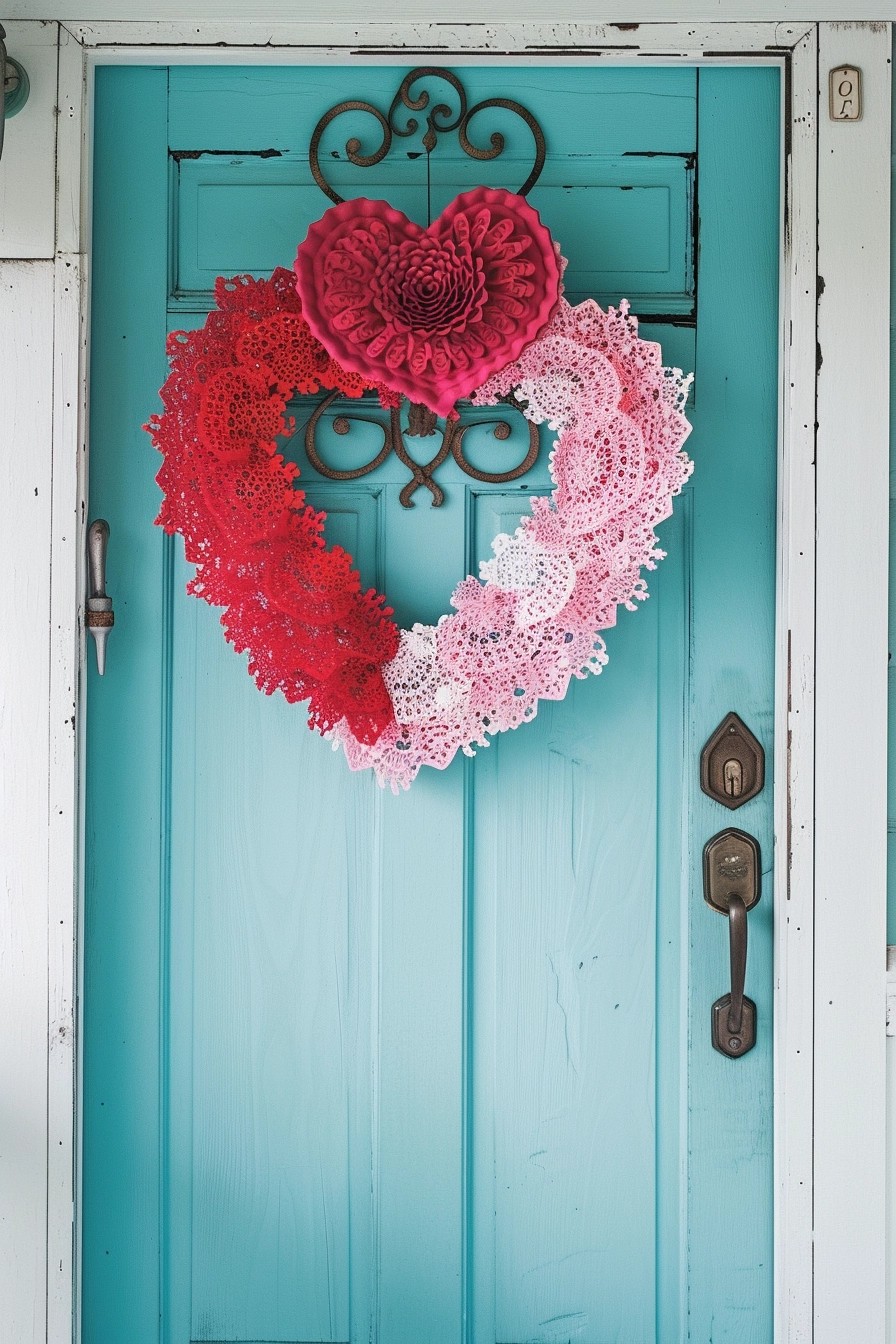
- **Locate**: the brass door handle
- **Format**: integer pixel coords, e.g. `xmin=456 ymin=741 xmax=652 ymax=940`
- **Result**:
xmin=703 ymin=828 xmax=761 ymax=1058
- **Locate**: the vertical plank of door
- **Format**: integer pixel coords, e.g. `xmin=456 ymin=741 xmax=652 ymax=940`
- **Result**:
xmin=685 ymin=67 xmax=780 ymax=1339
xmin=374 ymin=485 xmax=469 ymax=1344
xmin=81 ymin=66 xmax=169 ymax=1344
xmin=168 ymin=525 xmax=380 ymax=1343
xmin=468 ymin=491 xmax=664 ymax=1344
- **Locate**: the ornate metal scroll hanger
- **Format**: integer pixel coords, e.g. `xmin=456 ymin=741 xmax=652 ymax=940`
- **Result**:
xmin=302 ymin=67 xmax=547 ymax=507
xmin=309 ymin=65 xmax=546 ymax=206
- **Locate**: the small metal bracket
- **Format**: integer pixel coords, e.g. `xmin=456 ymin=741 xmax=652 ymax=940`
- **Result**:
xmin=700 ymin=711 xmax=765 ymax=810
xmin=304 ymin=394 xmax=539 ymax=508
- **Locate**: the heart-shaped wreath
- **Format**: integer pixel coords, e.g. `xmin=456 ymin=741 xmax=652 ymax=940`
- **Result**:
xmin=146 ymin=187 xmax=693 ymax=791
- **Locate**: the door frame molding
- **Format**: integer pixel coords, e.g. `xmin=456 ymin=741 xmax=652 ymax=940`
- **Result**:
xmin=4 ymin=17 xmax=885 ymax=1343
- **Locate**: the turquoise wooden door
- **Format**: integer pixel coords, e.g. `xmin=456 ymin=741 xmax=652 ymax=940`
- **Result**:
xmin=84 ymin=64 xmax=779 ymax=1344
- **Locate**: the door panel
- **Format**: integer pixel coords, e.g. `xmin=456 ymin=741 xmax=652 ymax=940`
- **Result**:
xmin=84 ymin=63 xmax=779 ymax=1343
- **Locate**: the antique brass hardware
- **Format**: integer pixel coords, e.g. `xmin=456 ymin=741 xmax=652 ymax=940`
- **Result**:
xmin=700 ymin=712 xmax=765 ymax=809
xmin=704 ymin=827 xmax=761 ymax=1058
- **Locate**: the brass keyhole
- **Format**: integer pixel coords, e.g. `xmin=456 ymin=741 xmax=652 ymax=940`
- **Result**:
xmin=723 ymin=758 xmax=743 ymax=798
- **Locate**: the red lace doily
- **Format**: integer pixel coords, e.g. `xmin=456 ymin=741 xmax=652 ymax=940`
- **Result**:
xmin=146 ymin=268 xmax=401 ymax=745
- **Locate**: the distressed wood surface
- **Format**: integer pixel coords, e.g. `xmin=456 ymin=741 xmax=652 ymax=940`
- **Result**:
xmin=62 ymin=18 xmax=818 ymax=55
xmin=34 ymin=13 xmax=885 ymax=35
xmin=815 ymin=23 xmax=891 ymax=1344
xmin=0 ymin=260 xmax=54 ymax=1343
xmin=0 ymin=17 xmax=884 ymax=1344
xmin=773 ymin=25 xmax=816 ymax=1344
xmin=47 ymin=250 xmax=86 ymax=1344
xmin=83 ymin=61 xmax=780 ymax=1343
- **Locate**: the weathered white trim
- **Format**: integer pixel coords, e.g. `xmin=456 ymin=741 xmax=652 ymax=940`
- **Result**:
xmin=774 ymin=30 xmax=817 ymax=1343
xmin=814 ymin=22 xmax=891 ymax=1344
xmin=0 ymin=256 xmax=55 ymax=1344
xmin=2 ymin=16 xmax=884 ymax=1343
xmin=62 ymin=18 xmax=814 ymax=53
xmin=7 ymin=1 xmax=896 ymax=22
xmin=47 ymin=246 xmax=86 ymax=1344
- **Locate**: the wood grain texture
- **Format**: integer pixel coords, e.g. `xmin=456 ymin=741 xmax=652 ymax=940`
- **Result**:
xmin=815 ymin=23 xmax=891 ymax=1344
xmin=83 ymin=61 xmax=781 ymax=1344
xmin=684 ymin=67 xmax=779 ymax=1344
xmin=470 ymin=493 xmax=664 ymax=1343
xmin=16 ymin=5 xmax=892 ymax=26
xmin=81 ymin=67 xmax=170 ymax=1344
xmin=0 ymin=17 xmax=868 ymax=1344
xmin=0 ymin=259 xmax=54 ymax=1344
xmin=773 ymin=26 xmax=817 ymax=1344
xmin=47 ymin=250 xmax=87 ymax=1344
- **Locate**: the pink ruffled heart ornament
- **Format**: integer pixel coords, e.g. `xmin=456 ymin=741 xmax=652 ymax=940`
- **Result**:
xmin=294 ymin=187 xmax=562 ymax=418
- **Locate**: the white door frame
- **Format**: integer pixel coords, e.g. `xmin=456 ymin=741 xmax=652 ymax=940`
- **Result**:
xmin=0 ymin=18 xmax=888 ymax=1344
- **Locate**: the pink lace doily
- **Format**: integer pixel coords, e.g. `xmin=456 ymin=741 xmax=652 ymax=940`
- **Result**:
xmin=330 ymin=295 xmax=693 ymax=788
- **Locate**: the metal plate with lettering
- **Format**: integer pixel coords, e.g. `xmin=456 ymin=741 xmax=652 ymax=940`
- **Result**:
xmin=829 ymin=66 xmax=862 ymax=122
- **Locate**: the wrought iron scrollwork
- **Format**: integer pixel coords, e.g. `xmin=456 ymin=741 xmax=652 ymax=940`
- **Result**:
xmin=303 ymin=395 xmax=540 ymax=508
xmin=309 ymin=66 xmax=546 ymax=205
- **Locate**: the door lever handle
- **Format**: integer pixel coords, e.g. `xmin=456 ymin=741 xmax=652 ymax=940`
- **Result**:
xmin=703 ymin=828 xmax=761 ymax=1058
xmin=86 ymin=519 xmax=114 ymax=675
xmin=722 ymin=894 xmax=750 ymax=1043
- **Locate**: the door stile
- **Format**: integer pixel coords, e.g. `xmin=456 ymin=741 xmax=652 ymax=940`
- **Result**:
xmin=80 ymin=64 xmax=171 ymax=1344
xmin=654 ymin=495 xmax=691 ymax=1342
xmin=684 ymin=65 xmax=780 ymax=1338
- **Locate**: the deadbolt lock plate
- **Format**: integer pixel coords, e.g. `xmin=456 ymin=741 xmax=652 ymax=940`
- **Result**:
xmin=700 ymin=711 xmax=765 ymax=809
